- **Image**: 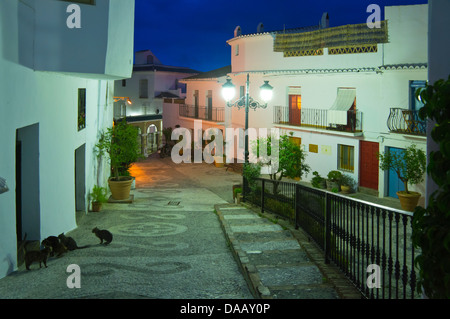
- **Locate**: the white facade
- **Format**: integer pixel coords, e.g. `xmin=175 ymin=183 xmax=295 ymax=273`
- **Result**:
xmin=114 ymin=50 xmax=199 ymax=118
xmin=0 ymin=0 xmax=135 ymax=279
xmin=163 ymin=66 xmax=232 ymax=149
xmin=224 ymin=4 xmax=428 ymax=201
xmin=176 ymin=4 xmax=428 ymax=200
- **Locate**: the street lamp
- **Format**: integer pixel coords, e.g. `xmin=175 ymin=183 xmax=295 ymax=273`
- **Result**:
xmin=222 ymin=73 xmax=273 ymax=200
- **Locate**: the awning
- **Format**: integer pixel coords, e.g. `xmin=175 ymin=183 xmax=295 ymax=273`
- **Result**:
xmin=329 ymin=88 xmax=356 ymax=125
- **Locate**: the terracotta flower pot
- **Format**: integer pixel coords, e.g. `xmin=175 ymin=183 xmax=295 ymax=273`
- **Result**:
xmin=341 ymin=185 xmax=351 ymax=194
xmin=108 ymin=176 xmax=133 ymax=200
xmin=92 ymin=202 xmax=102 ymax=212
xmin=397 ymin=191 xmax=421 ymax=212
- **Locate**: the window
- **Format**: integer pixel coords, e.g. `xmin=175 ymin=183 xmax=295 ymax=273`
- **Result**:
xmin=235 ymin=45 xmax=239 ymax=56
xmin=78 ymin=88 xmax=86 ymax=131
xmin=122 ymin=79 xmax=126 ymax=87
xmin=239 ymin=86 xmax=245 ymax=98
xmin=338 ymin=144 xmax=354 ymax=172
xmin=139 ymin=79 xmax=148 ymax=98
xmin=410 ymin=80 xmax=426 ymax=112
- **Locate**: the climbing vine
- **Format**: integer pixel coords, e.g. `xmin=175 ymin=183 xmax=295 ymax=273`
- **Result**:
xmin=412 ymin=76 xmax=450 ymax=298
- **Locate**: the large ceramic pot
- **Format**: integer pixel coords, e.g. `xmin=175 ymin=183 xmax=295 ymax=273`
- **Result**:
xmin=397 ymin=191 xmax=421 ymax=212
xmin=108 ymin=176 xmax=133 ymax=200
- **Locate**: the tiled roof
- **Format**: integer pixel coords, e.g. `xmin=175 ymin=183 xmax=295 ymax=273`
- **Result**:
xmin=133 ymin=64 xmax=199 ymax=74
xmin=182 ymin=65 xmax=231 ymax=80
xmin=377 ymin=63 xmax=427 ymax=70
xmin=155 ymin=91 xmax=180 ymax=98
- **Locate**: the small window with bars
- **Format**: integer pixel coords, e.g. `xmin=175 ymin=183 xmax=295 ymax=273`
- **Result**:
xmin=78 ymin=88 xmax=86 ymax=131
xmin=338 ymin=144 xmax=354 ymax=172
xmin=139 ymin=79 xmax=148 ymax=99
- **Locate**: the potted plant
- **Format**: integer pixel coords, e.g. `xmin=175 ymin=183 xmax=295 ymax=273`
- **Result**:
xmin=327 ymin=170 xmax=342 ymax=191
xmin=95 ymin=120 xmax=141 ymax=200
xmin=233 ymin=187 xmax=243 ymax=204
xmin=90 ymin=185 xmax=108 ymax=212
xmin=311 ymin=171 xmax=327 ymax=189
xmin=340 ymin=174 xmax=356 ymax=194
xmin=377 ymin=144 xmax=426 ymax=211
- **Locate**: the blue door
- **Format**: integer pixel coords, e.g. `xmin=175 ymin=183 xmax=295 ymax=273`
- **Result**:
xmin=387 ymin=147 xmax=405 ymax=198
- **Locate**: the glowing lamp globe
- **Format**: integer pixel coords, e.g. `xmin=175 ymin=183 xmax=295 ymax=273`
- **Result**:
xmin=221 ymin=78 xmax=236 ymax=102
xmin=259 ymin=81 xmax=273 ymax=103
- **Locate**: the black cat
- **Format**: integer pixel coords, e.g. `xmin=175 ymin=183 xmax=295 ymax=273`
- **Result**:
xmin=25 ymin=247 xmax=51 ymax=270
xmin=92 ymin=227 xmax=113 ymax=245
xmin=58 ymin=233 xmax=90 ymax=251
xmin=42 ymin=236 xmax=67 ymax=257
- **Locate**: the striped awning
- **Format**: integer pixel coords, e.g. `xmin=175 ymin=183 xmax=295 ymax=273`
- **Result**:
xmin=329 ymin=88 xmax=356 ymax=125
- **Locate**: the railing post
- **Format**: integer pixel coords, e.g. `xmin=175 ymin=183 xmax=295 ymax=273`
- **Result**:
xmin=324 ymin=192 xmax=331 ymax=264
xmin=261 ymin=179 xmax=265 ymax=214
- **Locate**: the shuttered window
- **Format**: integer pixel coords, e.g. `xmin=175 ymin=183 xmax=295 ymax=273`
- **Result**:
xmin=139 ymin=79 xmax=148 ymax=98
xmin=338 ymin=144 xmax=354 ymax=172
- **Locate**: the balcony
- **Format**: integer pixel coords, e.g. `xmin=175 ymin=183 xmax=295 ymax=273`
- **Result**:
xmin=273 ymin=106 xmax=362 ymax=133
xmin=179 ymin=104 xmax=224 ymax=122
xmin=387 ymin=108 xmax=426 ymax=136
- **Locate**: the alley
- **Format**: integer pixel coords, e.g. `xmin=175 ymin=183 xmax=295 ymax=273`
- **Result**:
xmin=0 ymin=155 xmax=252 ymax=299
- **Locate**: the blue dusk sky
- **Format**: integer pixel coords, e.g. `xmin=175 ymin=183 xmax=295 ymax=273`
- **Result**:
xmin=133 ymin=0 xmax=428 ymax=72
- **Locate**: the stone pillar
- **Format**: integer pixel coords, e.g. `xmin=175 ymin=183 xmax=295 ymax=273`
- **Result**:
xmin=141 ymin=133 xmax=148 ymax=157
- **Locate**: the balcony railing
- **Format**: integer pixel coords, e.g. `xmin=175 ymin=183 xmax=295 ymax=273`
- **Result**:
xmin=274 ymin=106 xmax=362 ymax=133
xmin=387 ymin=108 xmax=426 ymax=136
xmin=244 ymin=177 xmax=419 ymax=299
xmin=179 ymin=104 xmax=224 ymax=122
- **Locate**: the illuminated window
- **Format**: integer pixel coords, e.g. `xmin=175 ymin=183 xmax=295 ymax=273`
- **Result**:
xmin=338 ymin=144 xmax=354 ymax=172
xmin=78 ymin=89 xmax=86 ymax=131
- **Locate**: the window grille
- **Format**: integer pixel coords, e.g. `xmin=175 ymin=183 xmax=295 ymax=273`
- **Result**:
xmin=0 ymin=177 xmax=8 ymax=194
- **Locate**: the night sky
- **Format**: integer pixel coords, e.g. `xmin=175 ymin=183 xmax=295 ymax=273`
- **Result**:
xmin=133 ymin=0 xmax=428 ymax=72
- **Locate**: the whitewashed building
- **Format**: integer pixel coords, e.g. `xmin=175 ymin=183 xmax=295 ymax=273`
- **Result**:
xmin=0 ymin=0 xmax=135 ymax=279
xmin=175 ymin=4 xmax=428 ymax=201
xmin=114 ymin=50 xmax=199 ymax=154
xmin=162 ymin=66 xmax=231 ymax=139
xmin=224 ymin=4 xmax=428 ymax=201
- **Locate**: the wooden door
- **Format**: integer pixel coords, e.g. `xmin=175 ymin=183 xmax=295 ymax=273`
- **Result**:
xmin=387 ymin=147 xmax=405 ymax=198
xmin=289 ymin=95 xmax=301 ymax=126
xmin=359 ymin=141 xmax=379 ymax=190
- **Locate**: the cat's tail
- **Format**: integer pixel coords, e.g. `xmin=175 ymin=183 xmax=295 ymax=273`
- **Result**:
xmin=77 ymin=245 xmax=91 ymax=249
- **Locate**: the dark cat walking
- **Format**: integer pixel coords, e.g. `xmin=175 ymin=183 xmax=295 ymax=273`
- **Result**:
xmin=42 ymin=236 xmax=67 ymax=257
xmin=58 ymin=233 xmax=90 ymax=251
xmin=92 ymin=227 xmax=113 ymax=245
xmin=25 ymin=247 xmax=51 ymax=270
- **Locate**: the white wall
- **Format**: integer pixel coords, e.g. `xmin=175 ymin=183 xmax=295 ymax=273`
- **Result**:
xmin=384 ymin=4 xmax=428 ymax=65
xmin=426 ymin=0 xmax=450 ymax=205
xmin=114 ymin=70 xmax=194 ymax=117
xmin=33 ymin=0 xmax=134 ymax=78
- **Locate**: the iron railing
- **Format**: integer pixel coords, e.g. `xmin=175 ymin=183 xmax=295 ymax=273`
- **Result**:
xmin=244 ymin=177 xmax=418 ymax=299
xmin=179 ymin=104 xmax=224 ymax=122
xmin=387 ymin=108 xmax=426 ymax=136
xmin=273 ymin=106 xmax=363 ymax=133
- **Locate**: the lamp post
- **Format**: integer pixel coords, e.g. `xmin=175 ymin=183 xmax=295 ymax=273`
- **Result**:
xmin=221 ymin=73 xmax=273 ymax=200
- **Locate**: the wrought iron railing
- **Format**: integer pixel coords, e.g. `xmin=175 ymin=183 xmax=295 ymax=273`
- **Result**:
xmin=387 ymin=108 xmax=426 ymax=136
xmin=179 ymin=104 xmax=224 ymax=122
xmin=273 ymin=106 xmax=362 ymax=133
xmin=244 ymin=177 xmax=418 ymax=299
